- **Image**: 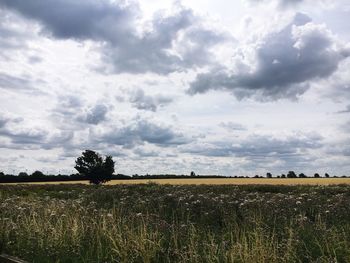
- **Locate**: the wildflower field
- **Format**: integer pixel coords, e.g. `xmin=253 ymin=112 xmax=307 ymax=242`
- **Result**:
xmin=1 ymin=183 xmax=350 ymax=262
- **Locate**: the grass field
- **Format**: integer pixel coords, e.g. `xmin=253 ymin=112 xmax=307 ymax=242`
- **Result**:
xmin=4 ymin=177 xmax=350 ymax=185
xmin=1 ymin=183 xmax=350 ymax=262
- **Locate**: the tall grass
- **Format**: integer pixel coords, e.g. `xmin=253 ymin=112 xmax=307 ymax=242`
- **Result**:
xmin=1 ymin=184 xmax=350 ymax=262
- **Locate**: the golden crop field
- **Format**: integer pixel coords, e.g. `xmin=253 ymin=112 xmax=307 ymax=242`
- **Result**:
xmin=4 ymin=177 xmax=350 ymax=185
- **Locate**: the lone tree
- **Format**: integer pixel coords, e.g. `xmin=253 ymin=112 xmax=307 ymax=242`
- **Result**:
xmin=75 ymin=150 xmax=115 ymax=185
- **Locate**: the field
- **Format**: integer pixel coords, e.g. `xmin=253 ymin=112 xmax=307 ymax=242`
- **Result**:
xmin=1 ymin=183 xmax=350 ymax=262
xmin=4 ymin=177 xmax=350 ymax=185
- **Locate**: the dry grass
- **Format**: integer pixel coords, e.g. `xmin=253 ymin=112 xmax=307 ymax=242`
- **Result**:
xmin=4 ymin=178 xmax=350 ymax=185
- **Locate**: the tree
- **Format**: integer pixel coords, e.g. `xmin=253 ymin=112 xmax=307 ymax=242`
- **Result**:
xmin=325 ymin=173 xmax=330 ymax=178
xmin=75 ymin=150 xmax=115 ymax=185
xmin=31 ymin=170 xmax=45 ymax=178
xmin=298 ymin=173 xmax=307 ymax=178
xmin=266 ymin=172 xmax=272 ymax=178
xmin=314 ymin=173 xmax=320 ymax=178
xmin=190 ymin=171 xmax=196 ymax=177
xmin=18 ymin=172 xmax=28 ymax=177
xmin=287 ymin=171 xmax=297 ymax=178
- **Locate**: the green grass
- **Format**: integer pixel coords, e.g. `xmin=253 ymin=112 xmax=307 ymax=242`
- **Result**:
xmin=1 ymin=184 xmax=350 ymax=262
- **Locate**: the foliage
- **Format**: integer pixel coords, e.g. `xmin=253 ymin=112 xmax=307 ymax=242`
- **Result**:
xmin=74 ymin=150 xmax=115 ymax=185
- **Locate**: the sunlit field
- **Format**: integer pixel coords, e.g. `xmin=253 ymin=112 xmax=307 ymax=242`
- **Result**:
xmin=1 ymin=183 xmax=350 ymax=262
xmin=3 ymin=177 xmax=350 ymax=185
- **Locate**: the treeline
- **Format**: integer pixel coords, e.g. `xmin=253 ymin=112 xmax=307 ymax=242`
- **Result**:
xmin=0 ymin=170 xmax=348 ymax=183
xmin=263 ymin=171 xmax=348 ymax=178
xmin=0 ymin=171 xmax=129 ymax=183
xmin=0 ymin=171 xmax=227 ymax=183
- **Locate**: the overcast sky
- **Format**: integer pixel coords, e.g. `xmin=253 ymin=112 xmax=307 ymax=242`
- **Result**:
xmin=0 ymin=0 xmax=349 ymax=176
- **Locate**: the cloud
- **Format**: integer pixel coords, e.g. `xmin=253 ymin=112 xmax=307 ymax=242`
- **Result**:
xmin=220 ymin=122 xmax=247 ymax=131
xmin=77 ymin=104 xmax=109 ymax=125
xmin=133 ymin=147 xmax=159 ymax=157
xmin=129 ymin=88 xmax=173 ymax=112
xmin=0 ymin=72 xmax=34 ymax=90
xmin=188 ymin=13 xmax=349 ymax=100
xmin=249 ymin=0 xmax=304 ymax=8
xmin=0 ymin=9 xmax=34 ymax=56
xmin=180 ymin=132 xmax=323 ymax=159
xmin=337 ymin=105 xmax=350 ymax=113
xmin=0 ymin=0 xmax=228 ymax=75
xmin=93 ymin=117 xmax=190 ymax=148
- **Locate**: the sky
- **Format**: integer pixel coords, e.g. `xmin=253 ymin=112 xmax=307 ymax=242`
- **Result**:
xmin=0 ymin=0 xmax=349 ymax=176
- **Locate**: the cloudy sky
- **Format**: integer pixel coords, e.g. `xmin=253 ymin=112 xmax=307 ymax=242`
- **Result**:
xmin=0 ymin=0 xmax=349 ymax=176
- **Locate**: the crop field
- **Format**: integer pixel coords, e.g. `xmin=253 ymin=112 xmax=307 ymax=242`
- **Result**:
xmin=4 ymin=177 xmax=350 ymax=185
xmin=1 ymin=183 xmax=350 ymax=262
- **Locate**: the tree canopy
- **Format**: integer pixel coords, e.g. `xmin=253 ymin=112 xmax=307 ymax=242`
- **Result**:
xmin=75 ymin=150 xmax=115 ymax=185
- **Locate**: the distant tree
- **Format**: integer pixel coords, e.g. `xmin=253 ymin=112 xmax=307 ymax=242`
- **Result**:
xmin=254 ymin=174 xmax=259 ymax=178
xmin=314 ymin=173 xmax=320 ymax=178
xmin=298 ymin=173 xmax=307 ymax=178
xmin=287 ymin=171 xmax=297 ymax=178
xmin=325 ymin=173 xmax=330 ymax=178
xmin=18 ymin=172 xmax=29 ymax=177
xmin=281 ymin=174 xmax=286 ymax=178
xmin=31 ymin=170 xmax=45 ymax=178
xmin=0 ymin=171 xmax=4 ymax=177
xmin=266 ymin=172 xmax=272 ymax=178
xmin=190 ymin=171 xmax=196 ymax=177
xmin=75 ymin=150 xmax=115 ymax=185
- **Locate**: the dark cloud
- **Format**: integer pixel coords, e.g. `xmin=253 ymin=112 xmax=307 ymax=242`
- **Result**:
xmin=94 ymin=118 xmax=190 ymax=148
xmin=129 ymin=88 xmax=173 ymax=112
xmin=0 ymin=0 xmax=228 ymax=74
xmin=0 ymin=0 xmax=138 ymax=41
xmin=188 ymin=13 xmax=349 ymax=100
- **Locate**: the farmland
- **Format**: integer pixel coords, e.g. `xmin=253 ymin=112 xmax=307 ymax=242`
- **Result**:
xmin=3 ymin=177 xmax=350 ymax=185
xmin=1 ymin=183 xmax=350 ymax=262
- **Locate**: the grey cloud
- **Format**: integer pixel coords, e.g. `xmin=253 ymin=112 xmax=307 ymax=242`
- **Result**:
xmin=129 ymin=88 xmax=173 ymax=112
xmin=0 ymin=0 xmax=228 ymax=74
xmin=133 ymin=147 xmax=159 ymax=157
xmin=0 ymin=112 xmax=73 ymax=149
xmin=337 ymin=105 xmax=350 ymax=113
xmin=77 ymin=104 xmax=109 ymax=125
xmin=53 ymin=96 xmax=109 ymax=127
xmin=0 ymin=0 xmax=138 ymax=41
xmin=0 ymin=9 xmax=33 ymax=55
xmin=0 ymin=72 xmax=33 ymax=90
xmin=250 ymin=0 xmax=304 ymax=8
xmin=181 ymin=133 xmax=323 ymax=159
xmin=188 ymin=13 xmax=349 ymax=100
xmin=27 ymin=55 xmax=42 ymax=64
xmin=220 ymin=122 xmax=247 ymax=131
xmin=95 ymin=118 xmax=190 ymax=148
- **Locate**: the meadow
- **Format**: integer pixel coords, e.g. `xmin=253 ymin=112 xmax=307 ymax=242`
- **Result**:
xmin=1 ymin=183 xmax=350 ymax=262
